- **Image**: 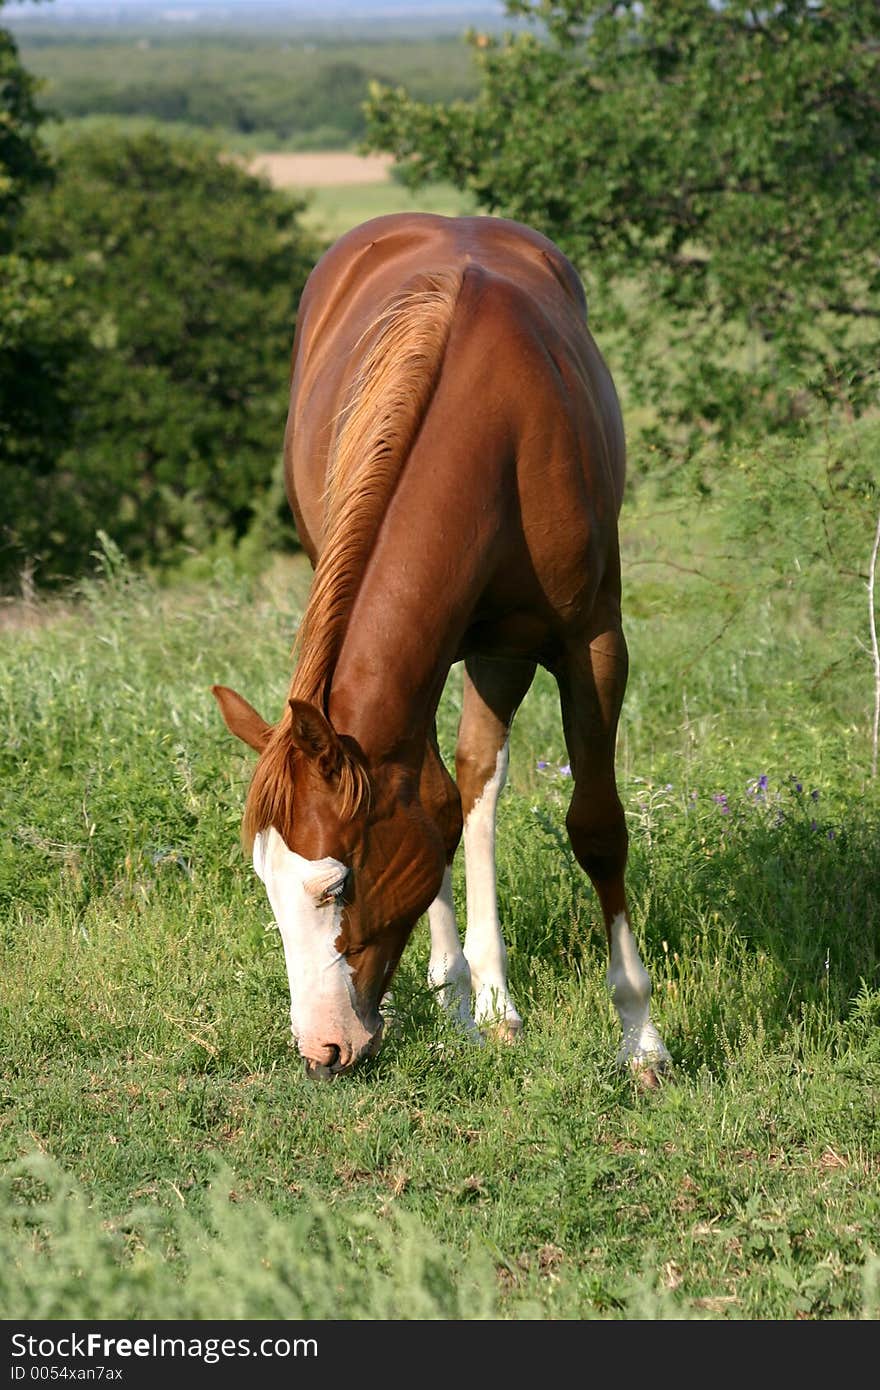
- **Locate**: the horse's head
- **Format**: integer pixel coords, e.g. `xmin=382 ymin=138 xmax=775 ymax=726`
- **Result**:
xmin=212 ymin=685 xmax=445 ymax=1078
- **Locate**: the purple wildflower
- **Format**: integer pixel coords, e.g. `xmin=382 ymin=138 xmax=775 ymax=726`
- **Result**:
xmin=536 ymin=760 xmax=548 ymax=770
xmin=559 ymin=763 xmax=572 ymax=778
xmin=811 ymin=789 xmax=820 ymax=802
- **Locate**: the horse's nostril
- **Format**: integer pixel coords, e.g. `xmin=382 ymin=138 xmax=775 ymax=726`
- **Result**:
xmin=325 ymin=1043 xmax=341 ymax=1069
xmin=304 ymin=1058 xmax=334 ymax=1082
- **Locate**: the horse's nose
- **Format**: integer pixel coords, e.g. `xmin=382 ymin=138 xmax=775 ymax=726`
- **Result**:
xmin=304 ymin=1043 xmax=341 ymax=1081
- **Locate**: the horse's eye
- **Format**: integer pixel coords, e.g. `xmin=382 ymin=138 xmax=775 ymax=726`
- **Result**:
xmin=317 ymin=872 xmax=349 ymax=906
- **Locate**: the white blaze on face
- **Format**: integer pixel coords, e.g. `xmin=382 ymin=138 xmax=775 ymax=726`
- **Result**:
xmin=253 ymin=827 xmax=379 ymax=1067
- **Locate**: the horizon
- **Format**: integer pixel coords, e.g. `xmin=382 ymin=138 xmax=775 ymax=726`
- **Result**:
xmin=5 ymin=0 xmax=509 ymax=20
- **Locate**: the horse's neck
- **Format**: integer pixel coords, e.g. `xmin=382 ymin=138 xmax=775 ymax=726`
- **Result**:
xmin=325 ymin=544 xmax=466 ymax=769
xmin=327 ymin=615 xmax=453 ymax=769
xmin=317 ymin=411 xmax=497 ymax=768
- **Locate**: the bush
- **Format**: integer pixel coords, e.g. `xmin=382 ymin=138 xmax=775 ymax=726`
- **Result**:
xmin=2 ymin=129 xmax=320 ymax=589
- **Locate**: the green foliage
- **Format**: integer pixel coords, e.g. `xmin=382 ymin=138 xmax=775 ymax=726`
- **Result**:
xmin=365 ymin=1 xmax=880 ymax=449
xmin=0 ymin=8 xmax=51 ymax=246
xmin=0 ymin=253 xmax=81 ymax=492
xmin=1 ymin=129 xmax=319 ymax=589
xmin=0 ymin=3 xmax=72 ymax=590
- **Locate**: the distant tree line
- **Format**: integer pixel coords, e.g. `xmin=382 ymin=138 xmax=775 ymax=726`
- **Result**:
xmin=46 ymin=60 xmax=378 ymax=146
xmin=15 ymin=34 xmax=480 ymax=148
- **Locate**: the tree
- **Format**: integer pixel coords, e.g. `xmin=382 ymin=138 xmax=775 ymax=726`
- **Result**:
xmin=2 ymin=130 xmax=320 ymax=587
xmin=0 ymin=4 xmax=51 ymax=247
xmin=365 ymin=1 xmax=880 ymax=452
xmin=0 ymin=1 xmax=84 ymax=590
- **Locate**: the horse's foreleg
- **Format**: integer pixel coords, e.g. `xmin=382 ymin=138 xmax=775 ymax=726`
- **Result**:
xmin=420 ymin=732 xmax=476 ymax=1032
xmin=559 ymin=618 xmax=670 ymax=1082
xmin=457 ymin=654 xmax=535 ymax=1040
xmin=426 ymin=864 xmax=478 ymax=1033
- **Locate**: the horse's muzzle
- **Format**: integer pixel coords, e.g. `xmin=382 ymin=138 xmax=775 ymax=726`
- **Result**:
xmin=302 ymin=1020 xmax=384 ymax=1081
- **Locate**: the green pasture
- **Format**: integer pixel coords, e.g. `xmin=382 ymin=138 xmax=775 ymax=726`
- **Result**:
xmin=2 ymin=414 xmax=879 ymax=1320
xmin=299 ymin=178 xmax=476 ymax=243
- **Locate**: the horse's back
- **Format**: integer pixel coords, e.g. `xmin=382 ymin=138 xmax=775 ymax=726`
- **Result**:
xmin=285 ymin=214 xmax=626 ymax=654
xmin=294 ymin=212 xmax=588 ymax=339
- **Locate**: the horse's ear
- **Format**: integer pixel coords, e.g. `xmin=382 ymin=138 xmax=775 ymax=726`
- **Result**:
xmin=288 ymin=699 xmax=343 ymax=781
xmin=211 ymin=685 xmax=273 ymax=753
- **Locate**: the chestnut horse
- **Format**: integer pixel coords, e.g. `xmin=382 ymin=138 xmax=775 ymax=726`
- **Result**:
xmin=213 ymin=213 xmax=669 ymax=1082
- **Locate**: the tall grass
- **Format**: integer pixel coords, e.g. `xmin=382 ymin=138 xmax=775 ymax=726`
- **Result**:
xmin=2 ymin=418 xmax=879 ymax=1319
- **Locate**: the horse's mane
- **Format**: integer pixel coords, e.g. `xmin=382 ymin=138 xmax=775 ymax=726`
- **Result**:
xmin=242 ymin=266 xmax=463 ymax=848
xmin=290 ymin=267 xmax=463 ymax=710
xmin=241 ymin=718 xmax=371 ymax=851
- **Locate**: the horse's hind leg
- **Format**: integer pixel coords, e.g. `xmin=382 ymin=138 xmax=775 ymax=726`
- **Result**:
xmin=558 ymin=611 xmax=670 ymax=1081
xmin=456 ymin=654 xmax=536 ymax=1039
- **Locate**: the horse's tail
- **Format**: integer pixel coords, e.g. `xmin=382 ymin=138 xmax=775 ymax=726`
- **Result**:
xmin=290 ymin=267 xmax=463 ymax=711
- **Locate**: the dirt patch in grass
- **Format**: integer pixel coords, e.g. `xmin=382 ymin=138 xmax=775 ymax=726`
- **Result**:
xmin=0 ymin=598 xmax=73 ymax=632
xmin=249 ymin=152 xmax=394 ymax=188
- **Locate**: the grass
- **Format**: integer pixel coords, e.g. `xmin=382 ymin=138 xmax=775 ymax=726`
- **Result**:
xmin=298 ymin=179 xmax=477 ymax=243
xmin=2 ymin=416 xmax=879 ymax=1320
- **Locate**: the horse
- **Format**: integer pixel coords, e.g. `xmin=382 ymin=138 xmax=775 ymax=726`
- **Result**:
xmin=212 ymin=212 xmax=670 ymax=1083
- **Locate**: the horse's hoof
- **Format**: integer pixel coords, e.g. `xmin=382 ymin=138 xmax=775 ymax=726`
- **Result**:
xmin=632 ymin=1061 xmax=662 ymax=1090
xmin=627 ymin=1055 xmax=671 ymax=1090
xmin=473 ymin=984 xmax=522 ymax=1043
xmin=483 ymin=1015 xmax=524 ymax=1044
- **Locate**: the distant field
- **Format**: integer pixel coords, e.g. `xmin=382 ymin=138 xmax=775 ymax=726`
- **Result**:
xmin=249 ymin=151 xmax=394 ymax=186
xmin=298 ymin=177 xmax=477 ymax=242
xmin=246 ymin=149 xmax=476 ymax=241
